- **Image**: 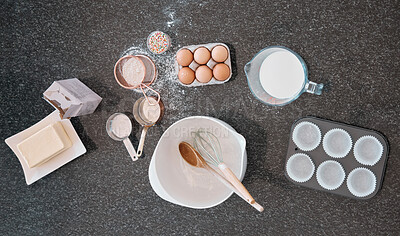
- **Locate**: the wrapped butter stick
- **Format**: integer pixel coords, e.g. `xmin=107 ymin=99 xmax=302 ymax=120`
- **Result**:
xmin=43 ymin=78 xmax=102 ymax=119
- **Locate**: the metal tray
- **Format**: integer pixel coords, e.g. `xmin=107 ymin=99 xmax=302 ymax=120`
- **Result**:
xmin=285 ymin=116 xmax=389 ymax=199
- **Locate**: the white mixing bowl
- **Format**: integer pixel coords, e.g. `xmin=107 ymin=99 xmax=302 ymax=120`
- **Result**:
xmin=149 ymin=116 xmax=247 ymax=209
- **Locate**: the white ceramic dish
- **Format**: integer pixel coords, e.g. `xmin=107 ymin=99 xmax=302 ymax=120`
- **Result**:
xmin=149 ymin=116 xmax=247 ymax=209
xmin=5 ymin=110 xmax=86 ymax=185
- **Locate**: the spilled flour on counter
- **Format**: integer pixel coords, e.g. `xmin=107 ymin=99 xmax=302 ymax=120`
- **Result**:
xmin=163 ymin=7 xmax=182 ymax=28
xmin=120 ymin=40 xmax=191 ymax=120
xmin=117 ymin=1 xmax=200 ymax=121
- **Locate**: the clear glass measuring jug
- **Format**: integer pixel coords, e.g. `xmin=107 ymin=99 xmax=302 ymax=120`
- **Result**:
xmin=244 ymin=46 xmax=323 ymax=106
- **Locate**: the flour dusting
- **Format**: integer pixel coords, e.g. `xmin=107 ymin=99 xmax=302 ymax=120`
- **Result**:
xmin=121 ymin=57 xmax=145 ymax=87
xmin=120 ymin=40 xmax=189 ymax=119
xmin=163 ymin=6 xmax=182 ymax=28
xmin=117 ymin=2 xmax=196 ymax=120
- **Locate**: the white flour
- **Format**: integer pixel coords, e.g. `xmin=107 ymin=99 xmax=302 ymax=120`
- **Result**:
xmin=163 ymin=7 xmax=182 ymax=28
xmin=140 ymin=97 xmax=162 ymax=123
xmin=111 ymin=114 xmax=132 ymax=139
xmin=120 ymin=42 xmax=189 ymax=119
xmin=121 ymin=44 xmax=178 ymax=91
xmin=121 ymin=57 xmax=145 ymax=87
xmin=118 ymin=4 xmax=192 ymax=118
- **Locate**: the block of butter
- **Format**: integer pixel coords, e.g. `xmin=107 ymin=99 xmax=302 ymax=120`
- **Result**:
xmin=17 ymin=122 xmax=72 ymax=168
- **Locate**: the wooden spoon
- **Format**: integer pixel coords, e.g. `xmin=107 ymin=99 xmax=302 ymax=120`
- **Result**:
xmin=178 ymin=142 xmax=264 ymax=212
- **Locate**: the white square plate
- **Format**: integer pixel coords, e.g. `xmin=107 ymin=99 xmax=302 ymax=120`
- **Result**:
xmin=5 ymin=110 xmax=86 ymax=185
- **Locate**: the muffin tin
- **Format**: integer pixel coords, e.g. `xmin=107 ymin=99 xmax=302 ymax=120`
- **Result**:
xmin=285 ymin=117 xmax=389 ymax=199
xmin=175 ymin=43 xmax=232 ymax=87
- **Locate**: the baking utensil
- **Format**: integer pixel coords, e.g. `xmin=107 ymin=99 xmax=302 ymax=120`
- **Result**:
xmin=149 ymin=116 xmax=247 ymax=209
xmin=285 ymin=117 xmax=389 ymax=199
xmin=192 ymin=129 xmax=258 ymax=205
xmin=245 ymin=46 xmax=323 ymax=106
xmin=133 ymin=96 xmax=164 ymax=157
xmin=106 ymin=113 xmax=138 ymax=162
xmin=114 ymin=54 xmax=160 ymax=105
xmin=179 ymin=141 xmax=264 ymax=212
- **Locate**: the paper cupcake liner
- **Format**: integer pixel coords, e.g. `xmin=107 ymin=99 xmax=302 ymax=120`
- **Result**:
xmin=323 ymin=128 xmax=353 ymax=158
xmin=286 ymin=153 xmax=315 ymax=183
xmin=292 ymin=121 xmax=322 ymax=151
xmin=354 ymin=135 xmax=383 ymax=166
xmin=347 ymin=167 xmax=377 ymax=198
xmin=316 ymin=160 xmax=346 ymax=190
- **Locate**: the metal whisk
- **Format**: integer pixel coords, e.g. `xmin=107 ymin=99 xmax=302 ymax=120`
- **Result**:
xmin=191 ymin=128 xmax=256 ymax=204
xmin=192 ymin=129 xmax=223 ymax=167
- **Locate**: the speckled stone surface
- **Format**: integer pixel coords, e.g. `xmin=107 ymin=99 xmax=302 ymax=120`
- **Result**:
xmin=1 ymin=0 xmax=399 ymax=235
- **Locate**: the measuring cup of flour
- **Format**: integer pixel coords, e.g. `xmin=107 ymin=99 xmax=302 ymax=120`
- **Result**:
xmin=133 ymin=96 xmax=164 ymax=157
xmin=106 ymin=113 xmax=138 ymax=162
xmin=114 ymin=55 xmax=160 ymax=105
xmin=244 ymin=46 xmax=323 ymax=106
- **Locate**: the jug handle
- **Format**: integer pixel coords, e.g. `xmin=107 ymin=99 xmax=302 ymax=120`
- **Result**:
xmin=244 ymin=63 xmax=251 ymax=75
xmin=305 ymin=81 xmax=324 ymax=95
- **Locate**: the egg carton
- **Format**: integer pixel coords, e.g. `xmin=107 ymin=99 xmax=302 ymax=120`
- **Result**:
xmin=175 ymin=42 xmax=232 ymax=87
xmin=285 ymin=117 xmax=389 ymax=199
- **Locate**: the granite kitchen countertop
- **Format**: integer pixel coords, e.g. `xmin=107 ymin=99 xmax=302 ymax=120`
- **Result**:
xmin=1 ymin=0 xmax=399 ymax=235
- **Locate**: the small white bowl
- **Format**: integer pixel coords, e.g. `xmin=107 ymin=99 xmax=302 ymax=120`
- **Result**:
xmin=149 ymin=116 xmax=247 ymax=209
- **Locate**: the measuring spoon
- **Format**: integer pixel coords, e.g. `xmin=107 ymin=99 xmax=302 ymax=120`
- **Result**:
xmin=106 ymin=113 xmax=138 ymax=161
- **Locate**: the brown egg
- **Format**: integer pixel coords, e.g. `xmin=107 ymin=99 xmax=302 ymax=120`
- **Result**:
xmin=213 ymin=63 xmax=230 ymax=81
xmin=211 ymin=45 xmax=229 ymax=62
xmin=176 ymin=49 xmax=193 ymax=67
xmin=195 ymin=65 xmax=213 ymax=83
xmin=193 ymin=47 xmax=211 ymax=65
xmin=178 ymin=67 xmax=195 ymax=85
